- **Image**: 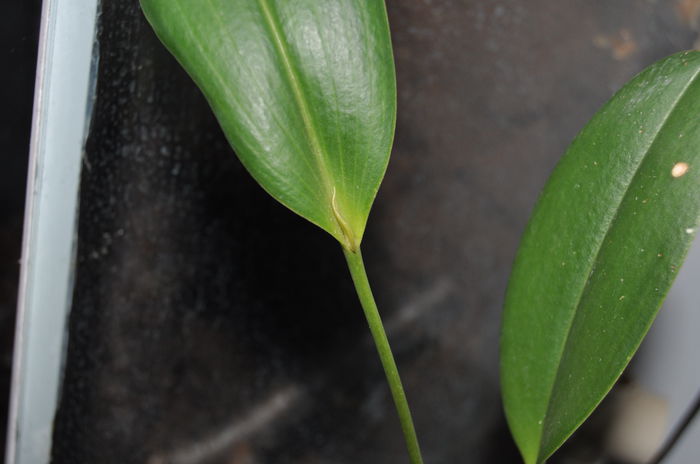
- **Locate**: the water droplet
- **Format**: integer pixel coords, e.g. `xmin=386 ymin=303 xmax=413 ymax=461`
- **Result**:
xmin=672 ymin=162 xmax=689 ymax=178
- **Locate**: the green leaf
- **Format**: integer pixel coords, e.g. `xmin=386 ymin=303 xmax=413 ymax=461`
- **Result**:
xmin=500 ymin=51 xmax=700 ymax=464
xmin=140 ymin=0 xmax=396 ymax=251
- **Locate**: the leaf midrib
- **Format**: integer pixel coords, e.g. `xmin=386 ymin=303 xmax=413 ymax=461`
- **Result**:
xmin=536 ymin=64 xmax=700 ymax=462
xmin=173 ymin=0 xmax=321 ymax=203
xmin=255 ymin=0 xmax=339 ymax=221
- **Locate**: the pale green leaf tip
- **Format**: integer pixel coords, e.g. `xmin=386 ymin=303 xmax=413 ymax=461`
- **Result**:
xmin=331 ymin=188 xmax=361 ymax=253
xmin=522 ymin=447 xmax=538 ymax=464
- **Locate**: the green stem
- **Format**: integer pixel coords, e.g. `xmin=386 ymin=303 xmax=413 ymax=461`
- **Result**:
xmin=343 ymin=247 xmax=424 ymax=464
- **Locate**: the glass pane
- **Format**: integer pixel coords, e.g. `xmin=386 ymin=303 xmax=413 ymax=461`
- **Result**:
xmin=0 ymin=0 xmax=41 ymax=459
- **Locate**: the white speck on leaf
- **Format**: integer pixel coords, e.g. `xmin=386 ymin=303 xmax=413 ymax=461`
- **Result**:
xmin=671 ymin=162 xmax=689 ymax=178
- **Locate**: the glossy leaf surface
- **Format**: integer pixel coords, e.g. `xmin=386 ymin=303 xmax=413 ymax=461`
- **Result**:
xmin=501 ymin=51 xmax=700 ymax=464
xmin=140 ymin=0 xmax=396 ymax=251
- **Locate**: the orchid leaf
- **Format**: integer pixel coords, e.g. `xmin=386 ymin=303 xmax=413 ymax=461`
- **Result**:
xmin=140 ymin=0 xmax=396 ymax=251
xmin=501 ymin=51 xmax=700 ymax=464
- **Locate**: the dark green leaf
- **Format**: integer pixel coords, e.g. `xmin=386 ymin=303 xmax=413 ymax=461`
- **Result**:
xmin=140 ymin=0 xmax=396 ymax=251
xmin=501 ymin=51 xmax=700 ymax=463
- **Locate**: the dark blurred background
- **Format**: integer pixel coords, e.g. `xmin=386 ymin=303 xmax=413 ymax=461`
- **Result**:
xmin=2 ymin=1 xmax=700 ymax=464
xmin=0 ymin=1 xmax=42 ymax=462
